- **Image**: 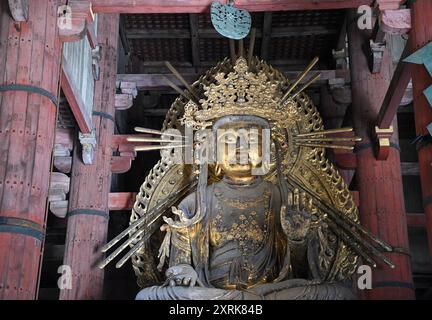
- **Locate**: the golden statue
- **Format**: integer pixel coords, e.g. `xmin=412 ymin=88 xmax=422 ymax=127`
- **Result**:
xmin=99 ymin=55 xmax=395 ymax=300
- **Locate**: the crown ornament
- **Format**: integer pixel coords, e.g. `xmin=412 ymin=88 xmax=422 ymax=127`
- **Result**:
xmin=181 ymin=57 xmax=300 ymax=130
xmin=123 ymin=56 xmax=360 ymax=155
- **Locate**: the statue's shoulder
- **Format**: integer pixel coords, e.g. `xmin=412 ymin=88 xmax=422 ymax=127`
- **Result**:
xmin=177 ymin=191 xmax=197 ymax=219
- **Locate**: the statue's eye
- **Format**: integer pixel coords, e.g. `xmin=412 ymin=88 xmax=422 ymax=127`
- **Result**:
xmin=248 ymin=132 xmax=260 ymax=144
xmin=249 ymin=136 xmax=258 ymax=144
xmin=225 ymin=133 xmax=237 ymax=144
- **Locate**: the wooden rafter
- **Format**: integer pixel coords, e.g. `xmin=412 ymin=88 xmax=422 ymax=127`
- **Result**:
xmin=376 ymin=45 xmax=412 ymax=129
xmin=92 ymin=0 xmax=372 ymax=13
xmin=119 ymin=15 xmax=131 ymax=55
xmin=260 ymin=12 xmax=272 ymax=60
xmin=189 ymin=14 xmax=200 ymax=68
xmin=125 ymin=26 xmax=337 ymax=39
xmin=117 ymin=69 xmax=350 ymax=90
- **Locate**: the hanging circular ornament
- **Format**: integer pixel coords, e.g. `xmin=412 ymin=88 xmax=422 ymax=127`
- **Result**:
xmin=210 ymin=1 xmax=251 ymax=40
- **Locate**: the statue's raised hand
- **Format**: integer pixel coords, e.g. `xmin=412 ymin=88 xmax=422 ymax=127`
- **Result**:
xmin=281 ymin=188 xmax=314 ymax=241
xmin=163 ymin=264 xmax=203 ymax=287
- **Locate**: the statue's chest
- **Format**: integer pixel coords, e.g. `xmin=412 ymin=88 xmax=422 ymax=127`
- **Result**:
xmin=209 ymin=188 xmax=272 ymax=254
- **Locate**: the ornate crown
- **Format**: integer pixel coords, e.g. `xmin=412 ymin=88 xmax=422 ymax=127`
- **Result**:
xmin=181 ymin=57 xmax=299 ymax=130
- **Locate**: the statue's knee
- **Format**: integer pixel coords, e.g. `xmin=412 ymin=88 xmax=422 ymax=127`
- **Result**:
xmin=135 ymin=286 xmax=160 ymax=300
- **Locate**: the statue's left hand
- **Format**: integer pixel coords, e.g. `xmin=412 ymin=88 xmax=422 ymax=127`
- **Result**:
xmin=281 ymin=188 xmax=313 ymax=241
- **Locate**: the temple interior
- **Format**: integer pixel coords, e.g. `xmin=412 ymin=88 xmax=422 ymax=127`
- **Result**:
xmin=0 ymin=0 xmax=431 ymax=300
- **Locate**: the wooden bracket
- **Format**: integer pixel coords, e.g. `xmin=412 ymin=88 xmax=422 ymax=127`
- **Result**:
xmin=48 ymin=172 xmax=70 ymax=218
xmin=404 ymin=42 xmax=432 ymax=107
xmin=111 ymin=134 xmax=152 ymax=173
xmin=79 ymin=129 xmax=97 ymax=165
xmin=92 ymin=45 xmax=101 ymax=80
xmin=369 ymin=8 xmax=411 ymax=74
xmin=332 ymin=48 xmax=347 ymax=70
xmin=58 ymin=1 xmax=97 ymax=47
xmin=369 ymin=39 xmax=386 ymax=74
xmin=115 ymin=81 xmax=137 ymax=110
xmin=8 ymin=0 xmax=28 ymax=22
xmin=54 ymin=128 xmax=74 ymax=174
xmin=374 ymin=126 xmax=394 ymax=160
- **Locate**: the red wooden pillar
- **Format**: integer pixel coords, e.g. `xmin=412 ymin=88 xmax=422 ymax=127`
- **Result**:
xmin=0 ymin=1 xmax=62 ymax=299
xmin=347 ymin=11 xmax=414 ymax=299
xmin=410 ymin=0 xmax=432 ymax=259
xmin=59 ymin=14 xmax=119 ymax=300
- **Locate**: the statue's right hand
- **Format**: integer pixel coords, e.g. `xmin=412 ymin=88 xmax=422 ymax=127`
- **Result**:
xmin=164 ymin=264 xmax=199 ymax=287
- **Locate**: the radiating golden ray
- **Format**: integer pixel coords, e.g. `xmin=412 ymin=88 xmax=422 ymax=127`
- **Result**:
xmin=229 ymin=39 xmax=236 ymax=64
xmin=294 ymin=142 xmax=354 ymax=150
xmin=247 ymin=28 xmax=257 ymax=66
xmin=162 ymin=76 xmax=198 ymax=104
xmin=134 ymin=145 xmax=189 ymax=152
xmin=294 ymin=127 xmax=354 ymax=138
xmin=281 ymin=56 xmax=319 ymax=101
xmin=291 ymin=72 xmax=321 ymax=99
xmin=100 ymin=182 xmax=197 ymax=255
xmin=116 ymin=237 xmax=147 ymax=268
xmin=127 ymin=137 xmax=182 ymax=143
xmin=165 ymin=61 xmax=200 ymax=101
xmin=98 ymin=229 xmax=145 ymax=269
xmin=294 ymin=137 xmax=362 ymax=143
xmin=134 ymin=127 xmax=184 ymax=138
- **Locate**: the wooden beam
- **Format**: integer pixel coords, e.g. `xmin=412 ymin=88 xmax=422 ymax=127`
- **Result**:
xmin=351 ymin=191 xmax=359 ymax=207
xmin=61 ymin=57 xmax=92 ymax=133
xmin=401 ymin=162 xmax=420 ymax=176
xmin=376 ymin=45 xmax=411 ymax=129
xmin=118 ymin=69 xmax=350 ymax=90
xmin=348 ymin=8 xmax=414 ymax=299
xmin=333 ymin=149 xmax=357 ymax=170
xmin=109 ymin=192 xmax=137 ymax=211
xmin=111 ymin=134 xmax=153 ymax=173
xmin=60 ymin=13 xmax=119 ymax=301
xmin=119 ymin=15 xmax=131 ymax=55
xmin=410 ymin=0 xmax=432 ymax=260
xmin=141 ymin=108 xmax=171 ymax=117
xmin=377 ymin=0 xmax=407 ymax=10
xmin=0 ymin=0 xmax=63 ymax=299
xmin=86 ymin=23 xmax=97 ymax=49
xmin=125 ymin=26 xmax=337 ymax=39
xmin=260 ymin=12 xmax=272 ymax=60
xmin=189 ymin=13 xmax=200 ymax=68
xmin=126 ymin=29 xmax=191 ymax=39
xmin=92 ymin=0 xmax=372 ymax=13
xmin=406 ymin=213 xmax=426 ymax=228
xmin=380 ymin=9 xmax=411 ymax=35
xmin=112 ymin=134 xmax=152 ymax=153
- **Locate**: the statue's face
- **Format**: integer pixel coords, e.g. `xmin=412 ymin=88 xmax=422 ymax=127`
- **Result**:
xmin=216 ymin=121 xmax=264 ymax=178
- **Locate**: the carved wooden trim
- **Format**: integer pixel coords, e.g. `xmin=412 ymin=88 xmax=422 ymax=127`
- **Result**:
xmin=8 ymin=0 xmax=28 ymax=22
